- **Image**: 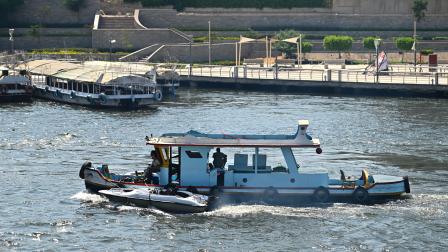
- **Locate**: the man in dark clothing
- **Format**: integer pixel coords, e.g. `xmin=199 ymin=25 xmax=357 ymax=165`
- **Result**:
xmin=212 ymin=148 xmax=227 ymax=168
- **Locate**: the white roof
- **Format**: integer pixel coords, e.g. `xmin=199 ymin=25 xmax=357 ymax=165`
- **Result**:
xmin=147 ymin=122 xmax=320 ymax=148
xmin=15 ymin=60 xmax=156 ymax=85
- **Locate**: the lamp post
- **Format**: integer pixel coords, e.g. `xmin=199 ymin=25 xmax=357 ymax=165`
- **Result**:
xmin=374 ymin=38 xmax=381 ymax=84
xmin=109 ymin=39 xmax=116 ymax=61
xmin=9 ymin=28 xmax=15 ymax=54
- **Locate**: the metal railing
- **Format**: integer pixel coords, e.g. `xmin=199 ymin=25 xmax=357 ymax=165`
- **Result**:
xmin=172 ymin=64 xmax=448 ymax=86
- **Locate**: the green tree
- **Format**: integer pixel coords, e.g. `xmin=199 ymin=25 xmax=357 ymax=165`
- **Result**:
xmin=363 ymin=36 xmax=382 ymax=63
xmin=273 ymin=30 xmax=300 ymax=58
xmin=412 ymin=0 xmax=428 ymax=22
xmin=395 ymin=37 xmax=414 ymax=63
xmin=412 ymin=0 xmax=428 ymax=65
xmin=323 ymin=35 xmax=353 ymax=59
xmin=63 ymin=0 xmax=86 ymax=12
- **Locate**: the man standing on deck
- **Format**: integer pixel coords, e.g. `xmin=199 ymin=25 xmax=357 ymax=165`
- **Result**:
xmin=212 ymin=148 xmax=227 ymax=168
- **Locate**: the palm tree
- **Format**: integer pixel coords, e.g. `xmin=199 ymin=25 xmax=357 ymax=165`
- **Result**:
xmin=412 ymin=0 xmax=428 ymax=67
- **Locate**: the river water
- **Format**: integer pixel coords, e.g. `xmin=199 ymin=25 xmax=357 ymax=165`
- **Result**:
xmin=1 ymin=89 xmax=447 ymax=251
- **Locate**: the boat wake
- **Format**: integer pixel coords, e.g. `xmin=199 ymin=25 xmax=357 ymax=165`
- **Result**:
xmin=70 ymin=191 xmax=108 ymax=204
xmin=203 ymin=193 xmax=448 ymax=219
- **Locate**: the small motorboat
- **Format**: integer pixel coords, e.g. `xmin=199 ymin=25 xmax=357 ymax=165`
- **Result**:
xmin=98 ymin=187 xmax=209 ymax=214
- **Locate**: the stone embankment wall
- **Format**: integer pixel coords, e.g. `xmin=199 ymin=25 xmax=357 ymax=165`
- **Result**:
xmin=139 ymin=0 xmax=448 ymax=30
xmin=0 ymin=28 xmax=92 ymax=50
xmin=6 ymin=0 xmax=99 ymax=26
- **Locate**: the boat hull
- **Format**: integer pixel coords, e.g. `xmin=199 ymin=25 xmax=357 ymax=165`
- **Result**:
xmin=98 ymin=189 xmax=208 ymax=214
xmin=0 ymin=93 xmax=32 ymax=103
xmin=33 ymin=86 xmax=158 ymax=109
xmin=83 ymin=167 xmax=409 ymax=204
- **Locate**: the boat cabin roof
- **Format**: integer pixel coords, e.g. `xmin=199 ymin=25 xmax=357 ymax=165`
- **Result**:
xmin=15 ymin=60 xmax=156 ymax=85
xmin=147 ymin=120 xmax=320 ymax=148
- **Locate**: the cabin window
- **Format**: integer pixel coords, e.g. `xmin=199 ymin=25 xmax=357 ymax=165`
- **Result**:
xmin=185 ymin=151 xmax=203 ymax=159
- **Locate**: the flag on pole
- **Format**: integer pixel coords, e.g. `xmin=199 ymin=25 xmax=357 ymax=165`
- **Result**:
xmin=282 ymin=37 xmax=299 ymax=44
xmin=411 ymin=41 xmax=416 ymax=51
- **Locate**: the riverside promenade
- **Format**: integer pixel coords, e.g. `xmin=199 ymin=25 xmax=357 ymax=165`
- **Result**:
xmin=162 ymin=64 xmax=448 ymax=98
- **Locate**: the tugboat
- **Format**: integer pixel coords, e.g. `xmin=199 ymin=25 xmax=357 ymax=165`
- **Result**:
xmin=80 ymin=120 xmax=411 ymax=204
xmin=0 ymin=68 xmax=32 ymax=103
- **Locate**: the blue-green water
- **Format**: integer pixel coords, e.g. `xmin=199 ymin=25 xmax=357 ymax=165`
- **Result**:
xmin=1 ymin=89 xmax=447 ymax=251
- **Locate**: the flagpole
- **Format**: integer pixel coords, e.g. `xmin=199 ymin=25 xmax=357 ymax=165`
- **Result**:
xmin=235 ymin=42 xmax=238 ymax=66
xmin=265 ymin=36 xmax=268 ymax=67
xmin=413 ymin=19 xmax=417 ymax=72
xmin=299 ymin=34 xmax=302 ymax=68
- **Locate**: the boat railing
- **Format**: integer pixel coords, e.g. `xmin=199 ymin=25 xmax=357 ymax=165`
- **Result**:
xmin=171 ymin=64 xmax=448 ymax=86
xmin=31 ymin=74 xmax=157 ymax=95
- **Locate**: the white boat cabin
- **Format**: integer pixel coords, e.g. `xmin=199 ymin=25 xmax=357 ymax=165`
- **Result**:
xmin=147 ymin=120 xmax=329 ymax=194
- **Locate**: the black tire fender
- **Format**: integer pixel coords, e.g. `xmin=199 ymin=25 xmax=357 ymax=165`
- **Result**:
xmin=313 ymin=186 xmax=330 ymax=203
xmin=263 ymin=187 xmax=278 ymax=203
xmin=79 ymin=161 xmax=92 ymax=179
xmin=353 ymin=186 xmax=369 ymax=204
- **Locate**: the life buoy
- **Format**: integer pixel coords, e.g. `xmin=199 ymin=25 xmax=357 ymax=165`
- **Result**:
xmin=313 ymin=186 xmax=330 ymax=203
xmin=55 ymin=89 xmax=62 ymax=98
xmin=99 ymin=93 xmax=107 ymax=104
xmin=352 ymin=186 xmax=369 ymax=204
xmin=154 ymin=90 xmax=162 ymax=101
xmin=79 ymin=161 xmax=92 ymax=179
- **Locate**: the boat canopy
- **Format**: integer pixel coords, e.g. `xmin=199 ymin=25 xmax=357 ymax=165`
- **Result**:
xmin=15 ymin=60 xmax=156 ymax=86
xmin=147 ymin=120 xmax=320 ymax=148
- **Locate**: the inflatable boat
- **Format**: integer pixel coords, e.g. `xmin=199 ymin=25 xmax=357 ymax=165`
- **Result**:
xmin=98 ymin=187 xmax=209 ymax=214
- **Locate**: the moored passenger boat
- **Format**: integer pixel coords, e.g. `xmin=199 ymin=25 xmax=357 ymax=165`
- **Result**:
xmin=80 ymin=120 xmax=411 ymax=204
xmin=16 ymin=60 xmax=164 ymax=109
xmin=0 ymin=68 xmax=32 ymax=103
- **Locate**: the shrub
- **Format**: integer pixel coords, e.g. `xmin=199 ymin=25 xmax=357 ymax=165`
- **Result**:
xmin=395 ymin=37 xmax=414 ymax=52
xmin=362 ymin=37 xmax=382 ymax=50
xmin=301 ymin=41 xmax=313 ymax=54
xmin=323 ymin=35 xmax=353 ymax=58
xmin=420 ymin=48 xmax=433 ymax=56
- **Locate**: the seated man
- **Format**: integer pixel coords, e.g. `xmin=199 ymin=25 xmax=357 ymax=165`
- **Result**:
xmin=144 ymin=150 xmax=161 ymax=183
xmin=212 ymin=148 xmax=227 ymax=169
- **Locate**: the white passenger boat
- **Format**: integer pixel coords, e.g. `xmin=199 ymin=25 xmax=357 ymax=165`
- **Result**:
xmin=16 ymin=60 xmax=164 ymax=109
xmin=98 ymin=187 xmax=209 ymax=214
xmin=0 ymin=68 xmax=32 ymax=103
xmin=80 ymin=120 xmax=410 ymax=204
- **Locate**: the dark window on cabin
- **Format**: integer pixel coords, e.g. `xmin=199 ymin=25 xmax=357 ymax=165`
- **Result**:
xmin=185 ymin=151 xmax=203 ymax=159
